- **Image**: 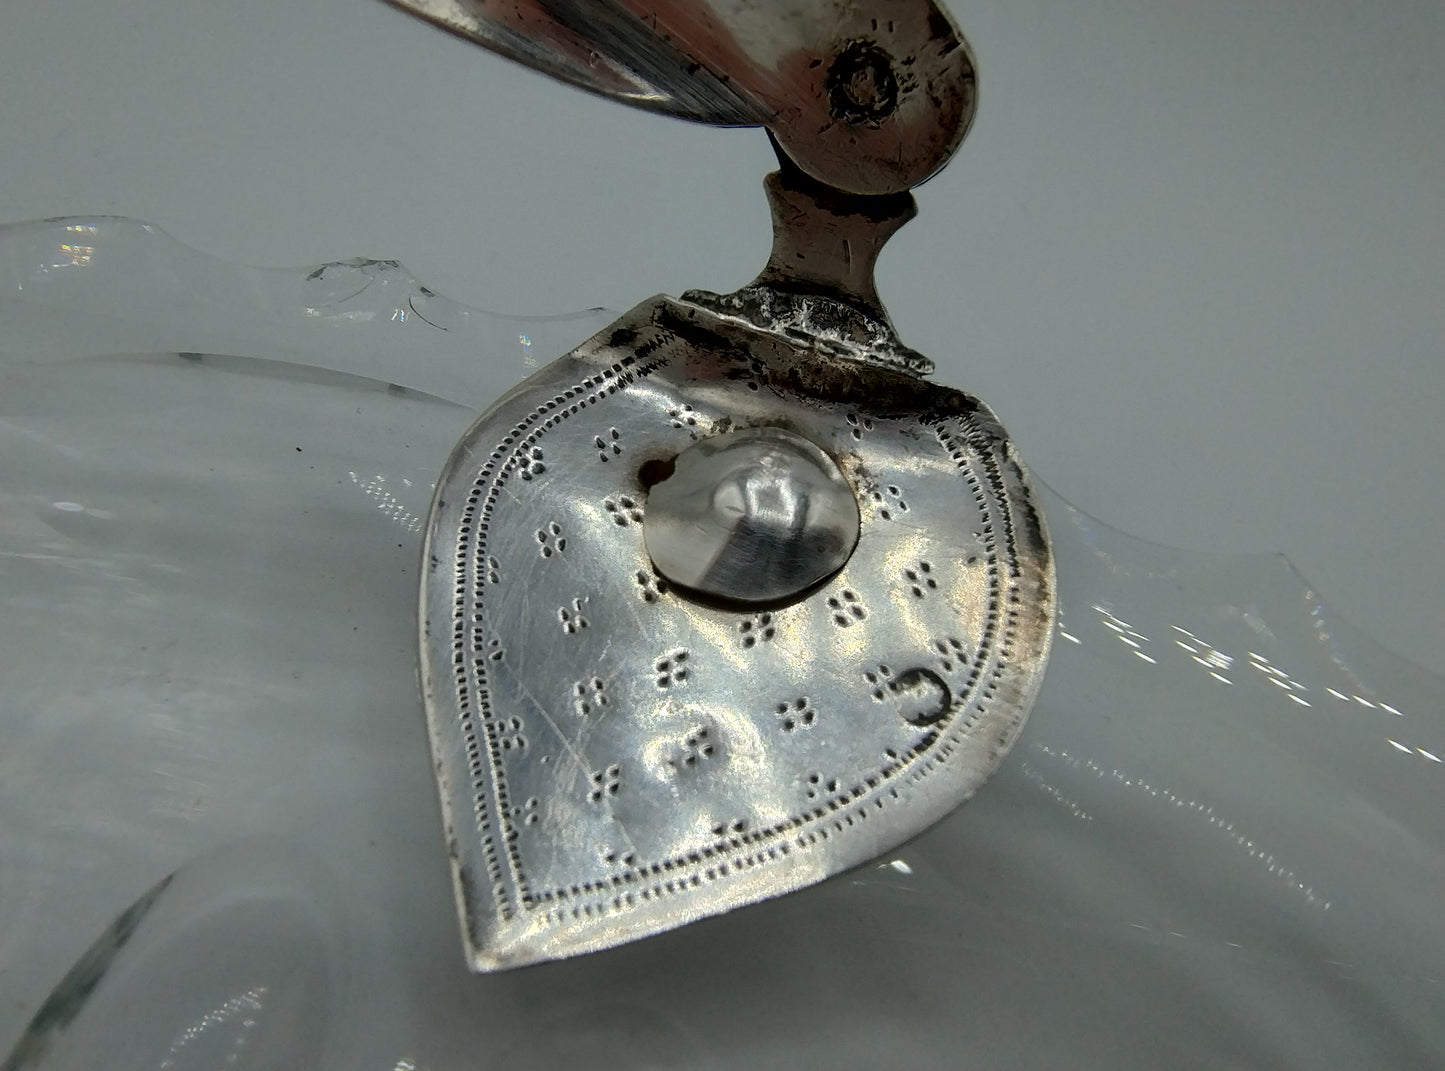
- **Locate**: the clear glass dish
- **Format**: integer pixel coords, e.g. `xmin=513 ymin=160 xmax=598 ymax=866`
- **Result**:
xmin=2 ymin=218 xmax=1441 ymax=1070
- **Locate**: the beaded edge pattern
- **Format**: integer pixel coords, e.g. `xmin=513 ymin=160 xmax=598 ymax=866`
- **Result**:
xmin=437 ymin=343 xmax=1041 ymax=935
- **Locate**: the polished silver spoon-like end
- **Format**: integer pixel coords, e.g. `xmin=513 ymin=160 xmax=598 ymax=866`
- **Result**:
xmin=405 ymin=0 xmax=1054 ymax=970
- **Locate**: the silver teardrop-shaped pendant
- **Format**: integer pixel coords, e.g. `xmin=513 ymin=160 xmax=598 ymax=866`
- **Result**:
xmin=405 ymin=0 xmax=1055 ymax=970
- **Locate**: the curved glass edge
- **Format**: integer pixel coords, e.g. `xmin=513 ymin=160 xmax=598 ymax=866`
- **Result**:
xmin=1 ymin=217 xmax=1442 ymax=1069
xmin=0 ymin=215 xmax=615 ymax=413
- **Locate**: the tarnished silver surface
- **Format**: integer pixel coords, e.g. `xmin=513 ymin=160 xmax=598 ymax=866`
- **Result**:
xmin=643 ymin=425 xmax=860 ymax=604
xmin=421 ymin=296 xmax=1055 ymax=969
xmin=407 ymin=0 xmax=1057 ymax=969
xmin=382 ymin=0 xmax=975 ymax=195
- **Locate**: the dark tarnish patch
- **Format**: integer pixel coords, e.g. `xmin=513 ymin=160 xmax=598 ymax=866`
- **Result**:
xmin=927 ymin=10 xmax=957 ymax=50
xmin=769 ymin=161 xmax=916 ymax=225
xmin=454 ymin=864 xmax=487 ymax=957
xmin=1008 ymin=455 xmax=1054 ymax=565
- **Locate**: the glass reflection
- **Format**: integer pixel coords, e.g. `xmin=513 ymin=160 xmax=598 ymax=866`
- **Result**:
xmin=1 ymin=217 xmax=1441 ymax=1069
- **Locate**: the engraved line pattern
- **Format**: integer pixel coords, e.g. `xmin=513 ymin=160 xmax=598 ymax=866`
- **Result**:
xmin=845 ymin=411 xmax=874 ymax=440
xmin=603 ymin=495 xmax=644 ymax=527
xmin=563 ymin=419 xmax=997 ymax=908
xmin=588 ymin=763 xmax=622 ymax=802
xmin=668 ymin=404 xmax=701 ymax=438
xmin=444 ymin=355 xmax=1043 ymax=927
xmin=777 ymin=697 xmax=817 ymax=732
xmin=654 ymin=649 xmax=690 ymax=689
xmin=595 ymin=427 xmax=623 ymax=462
xmin=827 ymin=589 xmax=867 ymax=627
xmin=558 ymin=597 xmax=590 ymax=634
xmin=739 ymin=612 xmax=776 ymax=648
xmin=504 ymin=414 xmax=1006 ymax=909
xmin=572 ymin=678 xmax=609 ymax=717
xmin=869 ymin=484 xmax=909 ymax=521
xmin=904 ymin=561 xmax=937 ymax=598
xmin=666 ymin=727 xmax=717 ymax=774
xmin=452 ymin=352 xmax=657 ymax=914
xmin=635 ymin=569 xmax=669 ymax=603
xmin=536 ymin=521 xmax=565 ymax=559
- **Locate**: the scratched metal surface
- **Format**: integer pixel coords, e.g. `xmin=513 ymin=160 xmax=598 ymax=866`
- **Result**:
xmin=421 ymin=295 xmax=1055 ymax=968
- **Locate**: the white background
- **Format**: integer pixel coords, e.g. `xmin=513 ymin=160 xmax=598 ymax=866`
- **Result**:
xmin=3 ymin=0 xmax=1442 ymax=669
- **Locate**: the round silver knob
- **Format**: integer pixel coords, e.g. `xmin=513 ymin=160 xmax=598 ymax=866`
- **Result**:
xmin=643 ymin=427 xmax=860 ymax=605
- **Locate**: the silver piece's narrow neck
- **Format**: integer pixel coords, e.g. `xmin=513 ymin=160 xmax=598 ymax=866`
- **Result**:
xmin=753 ymin=160 xmax=915 ymax=324
xmin=681 ymin=161 xmax=934 ymax=376
xmin=384 ymin=0 xmax=977 ymax=373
